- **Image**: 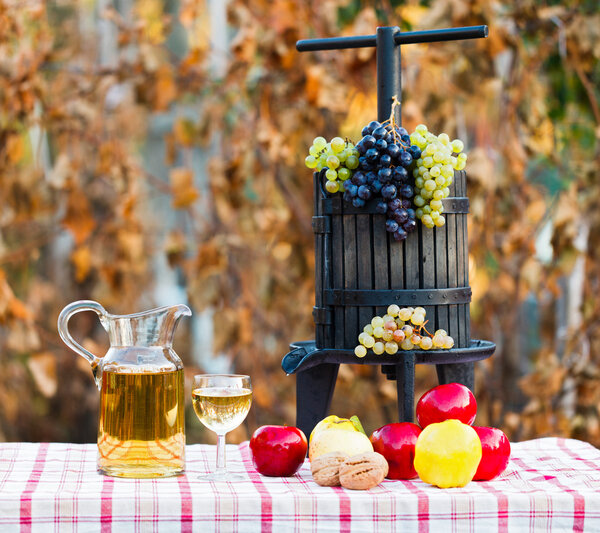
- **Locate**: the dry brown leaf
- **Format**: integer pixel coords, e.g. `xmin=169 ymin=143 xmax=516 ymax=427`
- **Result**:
xmin=272 ymin=242 xmax=292 ymax=261
xmin=466 ymin=148 xmax=495 ymax=191
xmin=27 ymin=352 xmax=57 ymax=398
xmin=525 ymin=198 xmax=547 ymax=225
xmin=5 ymin=134 xmax=25 ymax=164
xmin=173 ymin=118 xmax=196 ymax=147
xmin=6 ymin=321 xmax=40 ymax=352
xmin=154 ymin=65 xmax=177 ymax=111
xmin=195 ymin=240 xmax=226 ymax=275
xmin=63 ymin=189 xmax=96 ymax=245
xmin=48 ymin=153 xmax=72 ymax=189
xmin=71 ymin=246 xmax=92 ymax=282
xmin=170 ymin=168 xmax=200 ymax=208
xmin=118 ymin=230 xmax=145 ymax=264
xmin=7 ymin=298 xmax=33 ymax=321
xmin=136 ymin=0 xmax=168 ymax=44
xmin=164 ymin=230 xmax=188 ymax=267
xmin=252 ymin=380 xmax=274 ymax=408
xmin=0 ymin=270 xmax=33 ymax=322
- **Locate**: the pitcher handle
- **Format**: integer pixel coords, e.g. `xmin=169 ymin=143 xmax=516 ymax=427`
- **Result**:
xmin=57 ymin=300 xmax=108 ymax=367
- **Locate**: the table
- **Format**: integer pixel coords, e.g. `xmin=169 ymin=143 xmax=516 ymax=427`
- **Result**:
xmin=0 ymin=438 xmax=599 ymax=532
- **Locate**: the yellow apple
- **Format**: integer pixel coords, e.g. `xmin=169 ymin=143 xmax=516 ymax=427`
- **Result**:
xmin=310 ymin=415 xmax=357 ymax=442
xmin=309 ymin=427 xmax=373 ymax=461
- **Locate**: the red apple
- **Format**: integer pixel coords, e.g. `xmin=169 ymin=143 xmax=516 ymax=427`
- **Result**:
xmin=416 ymin=383 xmax=477 ymax=428
xmin=473 ymin=426 xmax=511 ymax=481
xmin=249 ymin=425 xmax=308 ymax=477
xmin=370 ymin=422 xmax=421 ymax=479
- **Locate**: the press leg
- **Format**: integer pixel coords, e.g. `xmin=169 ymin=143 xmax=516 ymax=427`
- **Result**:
xmin=295 ymin=363 xmax=340 ymax=439
xmin=436 ymin=362 xmax=474 ymax=390
xmin=396 ymin=353 xmax=415 ymax=422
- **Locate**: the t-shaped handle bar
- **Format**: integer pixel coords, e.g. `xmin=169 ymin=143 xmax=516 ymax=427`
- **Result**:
xmin=296 ymin=25 xmax=488 ymax=52
xmin=296 ymin=25 xmax=488 ymax=123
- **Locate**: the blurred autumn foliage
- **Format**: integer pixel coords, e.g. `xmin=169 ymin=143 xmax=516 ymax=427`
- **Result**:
xmin=1 ymin=0 xmax=600 ymax=445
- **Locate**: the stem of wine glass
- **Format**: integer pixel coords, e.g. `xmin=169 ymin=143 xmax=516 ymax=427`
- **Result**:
xmin=215 ymin=433 xmax=227 ymax=475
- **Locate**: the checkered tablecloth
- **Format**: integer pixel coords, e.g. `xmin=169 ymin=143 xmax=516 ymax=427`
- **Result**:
xmin=0 ymin=438 xmax=599 ymax=532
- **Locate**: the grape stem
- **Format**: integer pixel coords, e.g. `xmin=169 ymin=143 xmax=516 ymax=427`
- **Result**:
xmin=383 ymin=96 xmax=410 ymax=149
xmin=389 ymin=96 xmax=401 ymax=144
xmin=420 ymin=322 xmax=434 ymax=338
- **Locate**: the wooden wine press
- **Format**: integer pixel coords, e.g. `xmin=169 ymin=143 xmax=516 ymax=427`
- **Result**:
xmin=282 ymin=23 xmax=495 ymax=439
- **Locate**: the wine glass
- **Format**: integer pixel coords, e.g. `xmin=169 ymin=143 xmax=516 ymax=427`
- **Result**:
xmin=192 ymin=374 xmax=252 ymax=481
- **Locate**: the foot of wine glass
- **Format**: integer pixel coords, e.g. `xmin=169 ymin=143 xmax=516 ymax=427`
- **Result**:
xmin=192 ymin=374 xmax=252 ymax=482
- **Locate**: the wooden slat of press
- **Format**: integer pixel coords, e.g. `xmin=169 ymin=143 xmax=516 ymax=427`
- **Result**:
xmin=332 ymin=210 xmax=344 ymax=349
xmin=314 ymin=174 xmax=324 ymax=348
xmin=463 ymin=170 xmax=471 ymax=343
xmin=435 ymin=211 xmax=449 ymax=335
xmin=455 ymin=170 xmax=466 ymax=348
xmin=389 ymin=224 xmax=403 ymax=292
xmin=405 ymin=216 xmax=420 ymax=292
xmin=447 ymin=172 xmax=459 ymax=343
xmin=357 ymin=214 xmax=373 ymax=337
xmin=374 ymin=214 xmax=390 ymax=318
xmin=343 ymin=214 xmax=358 ymax=350
xmin=323 ymin=216 xmax=334 ymax=349
xmin=421 ymin=215 xmax=436 ymax=333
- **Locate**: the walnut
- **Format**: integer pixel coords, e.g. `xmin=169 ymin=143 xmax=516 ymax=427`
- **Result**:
xmin=311 ymin=451 xmax=349 ymax=486
xmin=339 ymin=452 xmax=389 ymax=490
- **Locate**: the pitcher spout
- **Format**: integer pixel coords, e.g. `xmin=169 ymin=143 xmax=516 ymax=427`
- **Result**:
xmin=172 ymin=304 xmax=192 ymax=320
xmin=105 ymin=304 xmax=192 ymax=348
xmin=164 ymin=304 xmax=192 ymax=347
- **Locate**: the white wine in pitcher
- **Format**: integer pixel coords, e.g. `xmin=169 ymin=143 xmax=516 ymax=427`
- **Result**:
xmin=98 ymin=368 xmax=185 ymax=478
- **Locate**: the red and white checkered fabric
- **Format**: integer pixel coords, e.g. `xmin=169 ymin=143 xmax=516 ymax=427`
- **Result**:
xmin=0 ymin=437 xmax=599 ymax=532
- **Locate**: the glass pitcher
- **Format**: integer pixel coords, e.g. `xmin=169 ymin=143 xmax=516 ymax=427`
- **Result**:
xmin=57 ymin=300 xmax=191 ymax=478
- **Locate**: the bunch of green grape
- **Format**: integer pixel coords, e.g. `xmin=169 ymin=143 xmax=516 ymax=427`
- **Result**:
xmin=353 ymin=304 xmax=455 ymax=358
xmin=409 ymin=124 xmax=467 ymax=229
xmin=305 ymin=136 xmax=360 ymax=194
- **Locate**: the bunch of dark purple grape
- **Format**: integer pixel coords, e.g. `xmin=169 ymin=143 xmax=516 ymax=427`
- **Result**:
xmin=342 ymin=120 xmax=422 ymax=242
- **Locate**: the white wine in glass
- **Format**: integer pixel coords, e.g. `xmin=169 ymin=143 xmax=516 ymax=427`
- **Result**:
xmin=192 ymin=374 xmax=252 ymax=480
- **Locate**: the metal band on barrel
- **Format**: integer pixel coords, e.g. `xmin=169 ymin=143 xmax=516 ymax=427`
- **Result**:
xmin=322 ymin=197 xmax=469 ymax=215
xmin=312 ymin=306 xmax=333 ymax=324
xmin=324 ymin=287 xmax=472 ymax=306
xmin=311 ymin=216 xmax=331 ymax=234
